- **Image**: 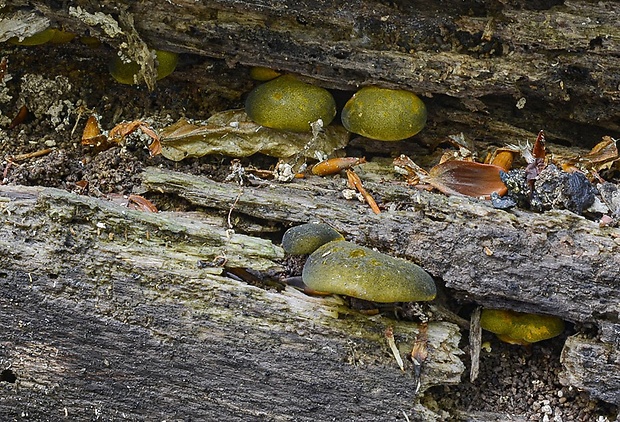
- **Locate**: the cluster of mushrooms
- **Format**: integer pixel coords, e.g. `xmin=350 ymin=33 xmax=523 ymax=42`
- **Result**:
xmin=283 ymin=223 xmax=564 ymax=346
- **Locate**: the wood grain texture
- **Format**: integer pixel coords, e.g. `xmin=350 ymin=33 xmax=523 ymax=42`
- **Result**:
xmin=0 ymin=185 xmax=464 ymax=421
xmin=28 ymin=0 xmax=620 ymax=144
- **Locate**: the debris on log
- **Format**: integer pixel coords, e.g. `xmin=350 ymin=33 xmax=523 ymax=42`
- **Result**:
xmin=140 ymin=166 xmax=620 ymax=406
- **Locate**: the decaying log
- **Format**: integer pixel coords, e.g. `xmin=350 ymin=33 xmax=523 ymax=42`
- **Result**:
xmin=560 ymin=335 xmax=620 ymax=406
xmin=15 ymin=0 xmax=620 ymax=145
xmin=2 ymin=162 xmax=620 ymax=418
xmin=0 ymin=184 xmax=464 ymax=421
xmin=3 ymin=0 xmax=620 ymax=416
xmin=139 ymin=166 xmax=620 ymax=404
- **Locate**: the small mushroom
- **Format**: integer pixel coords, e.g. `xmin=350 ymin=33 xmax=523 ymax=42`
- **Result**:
xmin=249 ymin=66 xmax=281 ymax=81
xmin=480 ymin=308 xmax=565 ymax=345
xmin=245 ymin=75 xmax=337 ymax=132
xmin=109 ymin=49 xmax=178 ymax=85
xmin=282 ymin=223 xmax=344 ymax=255
xmin=341 ymin=86 xmax=427 ymax=141
xmin=8 ymin=28 xmax=55 ymax=45
xmin=302 ymin=241 xmax=436 ymax=303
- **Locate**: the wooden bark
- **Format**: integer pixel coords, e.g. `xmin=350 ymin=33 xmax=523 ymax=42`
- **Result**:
xmin=139 ymin=166 xmax=620 ymax=405
xmin=3 ymin=0 xmax=620 ymax=416
xmin=19 ymin=0 xmax=620 ymax=145
xmin=0 ymin=184 xmax=464 ymax=421
xmin=2 ymin=165 xmax=619 ymax=415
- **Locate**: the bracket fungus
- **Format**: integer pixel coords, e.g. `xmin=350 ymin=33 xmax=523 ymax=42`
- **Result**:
xmin=245 ymin=75 xmax=337 ymax=132
xmin=281 ymin=223 xmax=344 ymax=255
xmin=480 ymin=309 xmax=565 ymax=345
xmin=341 ymin=86 xmax=427 ymax=141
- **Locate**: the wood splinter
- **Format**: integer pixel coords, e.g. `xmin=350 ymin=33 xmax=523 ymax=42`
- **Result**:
xmin=385 ymin=326 xmax=405 ymax=371
xmin=346 ymin=168 xmax=380 ymax=214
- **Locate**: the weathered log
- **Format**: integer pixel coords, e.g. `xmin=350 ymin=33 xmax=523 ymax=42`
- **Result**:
xmin=139 ymin=166 xmax=620 ymax=404
xmin=560 ymin=335 xmax=620 ymax=406
xmin=2 ymin=163 xmax=620 ymax=418
xmin=2 ymin=0 xmax=620 ymax=415
xmin=16 ymin=0 xmax=620 ymax=145
xmin=0 ymin=184 xmax=464 ymax=421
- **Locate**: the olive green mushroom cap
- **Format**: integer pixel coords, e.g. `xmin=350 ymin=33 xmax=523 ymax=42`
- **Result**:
xmin=302 ymin=241 xmax=436 ymax=303
xmin=9 ymin=28 xmax=55 ymax=45
xmin=109 ymin=50 xmax=178 ymax=85
xmin=341 ymin=86 xmax=427 ymax=141
xmin=480 ymin=309 xmax=565 ymax=345
xmin=282 ymin=223 xmax=344 ymax=255
xmin=245 ymin=75 xmax=337 ymax=132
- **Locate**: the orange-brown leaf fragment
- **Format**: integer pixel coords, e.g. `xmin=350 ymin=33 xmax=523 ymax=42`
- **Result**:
xmin=393 ymin=154 xmax=430 ymax=186
xmin=82 ymin=115 xmax=108 ymax=147
xmin=429 ymin=160 xmax=507 ymax=198
xmin=582 ymin=136 xmax=618 ymax=168
xmin=128 ymin=194 xmax=158 ymax=212
xmin=346 ymin=168 xmax=381 ymax=214
xmin=9 ymin=105 xmax=29 ymax=129
xmin=108 ymin=121 xmax=161 ymax=156
xmin=532 ymin=130 xmax=546 ymax=160
xmin=312 ymin=157 xmax=366 ymax=176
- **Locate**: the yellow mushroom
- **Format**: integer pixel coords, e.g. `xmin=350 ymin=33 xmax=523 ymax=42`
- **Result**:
xmin=109 ymin=50 xmax=178 ymax=85
xmin=245 ymin=75 xmax=336 ymax=132
xmin=341 ymin=86 xmax=427 ymax=141
xmin=480 ymin=309 xmax=565 ymax=345
xmin=8 ymin=28 xmax=55 ymax=46
xmin=302 ymin=240 xmax=436 ymax=303
xmin=282 ymin=223 xmax=344 ymax=255
xmin=249 ymin=66 xmax=281 ymax=81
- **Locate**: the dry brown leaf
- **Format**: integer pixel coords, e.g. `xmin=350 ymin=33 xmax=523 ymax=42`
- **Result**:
xmin=428 ymin=160 xmax=507 ymax=198
xmin=159 ymin=109 xmax=349 ymax=160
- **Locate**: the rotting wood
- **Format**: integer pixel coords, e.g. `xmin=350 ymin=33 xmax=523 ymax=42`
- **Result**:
xmin=2 ymin=0 xmax=620 ymax=414
xmin=20 ymin=0 xmax=620 ymax=145
xmin=560 ymin=335 xmax=620 ymax=406
xmin=139 ymin=166 xmax=620 ymax=405
xmin=0 ymin=185 xmax=464 ymax=421
xmin=140 ymin=166 xmax=620 ymax=328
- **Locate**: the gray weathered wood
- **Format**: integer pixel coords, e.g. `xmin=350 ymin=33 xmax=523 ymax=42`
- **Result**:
xmin=0 ymin=184 xmax=464 ymax=421
xmin=140 ymin=166 xmax=620 ymax=404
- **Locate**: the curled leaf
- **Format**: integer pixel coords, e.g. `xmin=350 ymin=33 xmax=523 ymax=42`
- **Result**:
xmin=393 ymin=154 xmax=430 ymax=186
xmin=81 ymin=115 xmax=108 ymax=148
xmin=312 ymin=156 xmax=366 ymax=176
xmin=564 ymin=136 xmax=619 ymax=176
xmin=160 ymin=109 xmax=349 ymax=160
xmin=489 ymin=147 xmax=519 ymax=172
xmin=428 ymin=160 xmax=507 ymax=198
xmin=128 ymin=194 xmax=158 ymax=213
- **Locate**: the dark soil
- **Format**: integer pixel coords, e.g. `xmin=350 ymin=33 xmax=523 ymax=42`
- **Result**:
xmin=0 ymin=40 xmax=617 ymax=421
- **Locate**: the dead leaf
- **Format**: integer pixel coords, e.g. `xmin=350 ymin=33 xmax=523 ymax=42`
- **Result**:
xmin=159 ymin=109 xmax=349 ymax=160
xmin=428 ymin=160 xmax=507 ymax=198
